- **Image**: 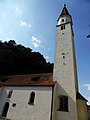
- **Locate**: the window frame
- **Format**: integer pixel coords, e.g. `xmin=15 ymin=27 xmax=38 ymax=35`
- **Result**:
xmin=63 ymin=56 xmax=65 ymax=59
xmin=62 ymin=19 xmax=64 ymax=22
xmin=61 ymin=25 xmax=65 ymax=30
xmin=28 ymin=91 xmax=35 ymax=105
xmin=7 ymin=90 xmax=13 ymax=98
xmin=1 ymin=102 xmax=9 ymax=117
xmin=58 ymin=95 xmax=68 ymax=112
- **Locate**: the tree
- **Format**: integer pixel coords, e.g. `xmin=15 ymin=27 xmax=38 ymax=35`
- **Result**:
xmin=0 ymin=40 xmax=53 ymax=76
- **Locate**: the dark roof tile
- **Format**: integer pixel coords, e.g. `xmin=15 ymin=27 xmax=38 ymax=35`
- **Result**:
xmin=57 ymin=4 xmax=71 ymax=22
xmin=77 ymin=91 xmax=88 ymax=101
xmin=60 ymin=4 xmax=71 ymax=17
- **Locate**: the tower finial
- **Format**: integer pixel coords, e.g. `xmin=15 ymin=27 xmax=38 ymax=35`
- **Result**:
xmin=64 ymin=4 xmax=66 ymax=7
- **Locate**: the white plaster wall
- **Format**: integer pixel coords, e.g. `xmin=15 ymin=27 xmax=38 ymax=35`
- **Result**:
xmin=77 ymin=99 xmax=88 ymax=120
xmin=0 ymin=87 xmax=4 ymax=114
xmin=57 ymin=16 xmax=71 ymax=25
xmin=0 ymin=86 xmax=53 ymax=120
xmin=53 ymin=16 xmax=77 ymax=120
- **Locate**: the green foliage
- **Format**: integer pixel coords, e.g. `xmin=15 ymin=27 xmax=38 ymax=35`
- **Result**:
xmin=0 ymin=40 xmax=53 ymax=76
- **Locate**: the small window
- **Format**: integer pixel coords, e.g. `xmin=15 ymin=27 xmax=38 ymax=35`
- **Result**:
xmin=31 ymin=77 xmax=40 ymax=81
xmin=7 ymin=90 xmax=13 ymax=98
xmin=63 ymin=63 xmax=65 ymax=65
xmin=28 ymin=92 xmax=35 ymax=105
xmin=61 ymin=25 xmax=65 ymax=30
xmin=63 ymin=56 xmax=65 ymax=59
xmin=12 ymin=103 xmax=16 ymax=107
xmin=62 ymin=19 xmax=64 ymax=22
xmin=59 ymin=96 xmax=68 ymax=111
xmin=62 ymin=53 xmax=65 ymax=55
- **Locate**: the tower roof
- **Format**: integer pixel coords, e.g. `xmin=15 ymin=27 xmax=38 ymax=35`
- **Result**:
xmin=60 ymin=4 xmax=71 ymax=17
xmin=57 ymin=4 xmax=71 ymax=22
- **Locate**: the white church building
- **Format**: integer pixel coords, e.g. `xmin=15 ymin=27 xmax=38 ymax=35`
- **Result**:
xmin=0 ymin=4 xmax=89 ymax=120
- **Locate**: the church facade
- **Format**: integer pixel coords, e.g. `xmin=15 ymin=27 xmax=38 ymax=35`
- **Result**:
xmin=0 ymin=5 xmax=89 ymax=120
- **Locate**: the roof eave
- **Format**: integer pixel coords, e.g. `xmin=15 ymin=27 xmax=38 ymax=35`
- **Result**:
xmin=76 ymin=91 xmax=88 ymax=102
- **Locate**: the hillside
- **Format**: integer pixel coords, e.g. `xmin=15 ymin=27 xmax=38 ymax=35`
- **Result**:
xmin=0 ymin=40 xmax=53 ymax=76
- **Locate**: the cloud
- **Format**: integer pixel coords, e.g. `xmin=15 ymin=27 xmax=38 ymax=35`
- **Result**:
xmin=47 ymin=47 xmax=53 ymax=51
xmin=84 ymin=84 xmax=90 ymax=104
xmin=15 ymin=7 xmax=22 ymax=17
xmin=32 ymin=36 xmax=41 ymax=48
xmin=16 ymin=7 xmax=20 ymax=13
xmin=88 ymin=97 xmax=90 ymax=101
xmin=44 ymin=56 xmax=49 ymax=62
xmin=47 ymin=48 xmax=51 ymax=51
xmin=20 ymin=21 xmax=31 ymax=28
xmin=88 ymin=97 xmax=90 ymax=104
xmin=84 ymin=84 xmax=90 ymax=91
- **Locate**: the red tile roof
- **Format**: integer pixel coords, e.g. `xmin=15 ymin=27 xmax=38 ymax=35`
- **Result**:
xmin=3 ymin=73 xmax=56 ymax=86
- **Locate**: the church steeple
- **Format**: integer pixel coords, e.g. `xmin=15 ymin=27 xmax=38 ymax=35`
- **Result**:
xmin=60 ymin=4 xmax=71 ymax=17
xmin=57 ymin=4 xmax=72 ymax=25
xmin=53 ymin=4 xmax=78 ymax=120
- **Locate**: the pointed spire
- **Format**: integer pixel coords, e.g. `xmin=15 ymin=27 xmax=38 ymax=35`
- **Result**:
xmin=60 ymin=4 xmax=71 ymax=17
xmin=57 ymin=4 xmax=71 ymax=22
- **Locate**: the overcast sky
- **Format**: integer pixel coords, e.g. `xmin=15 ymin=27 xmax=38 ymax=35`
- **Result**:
xmin=0 ymin=0 xmax=90 ymax=104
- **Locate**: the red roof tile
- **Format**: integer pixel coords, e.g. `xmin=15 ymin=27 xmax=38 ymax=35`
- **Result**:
xmin=3 ymin=73 xmax=56 ymax=86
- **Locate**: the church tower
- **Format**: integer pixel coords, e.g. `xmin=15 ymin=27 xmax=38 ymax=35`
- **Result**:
xmin=53 ymin=4 xmax=78 ymax=120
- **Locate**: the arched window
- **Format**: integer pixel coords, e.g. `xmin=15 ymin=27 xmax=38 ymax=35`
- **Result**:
xmin=1 ymin=102 xmax=9 ymax=117
xmin=28 ymin=92 xmax=35 ymax=105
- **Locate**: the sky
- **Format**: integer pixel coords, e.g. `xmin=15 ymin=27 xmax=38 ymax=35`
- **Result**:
xmin=0 ymin=0 xmax=90 ymax=104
